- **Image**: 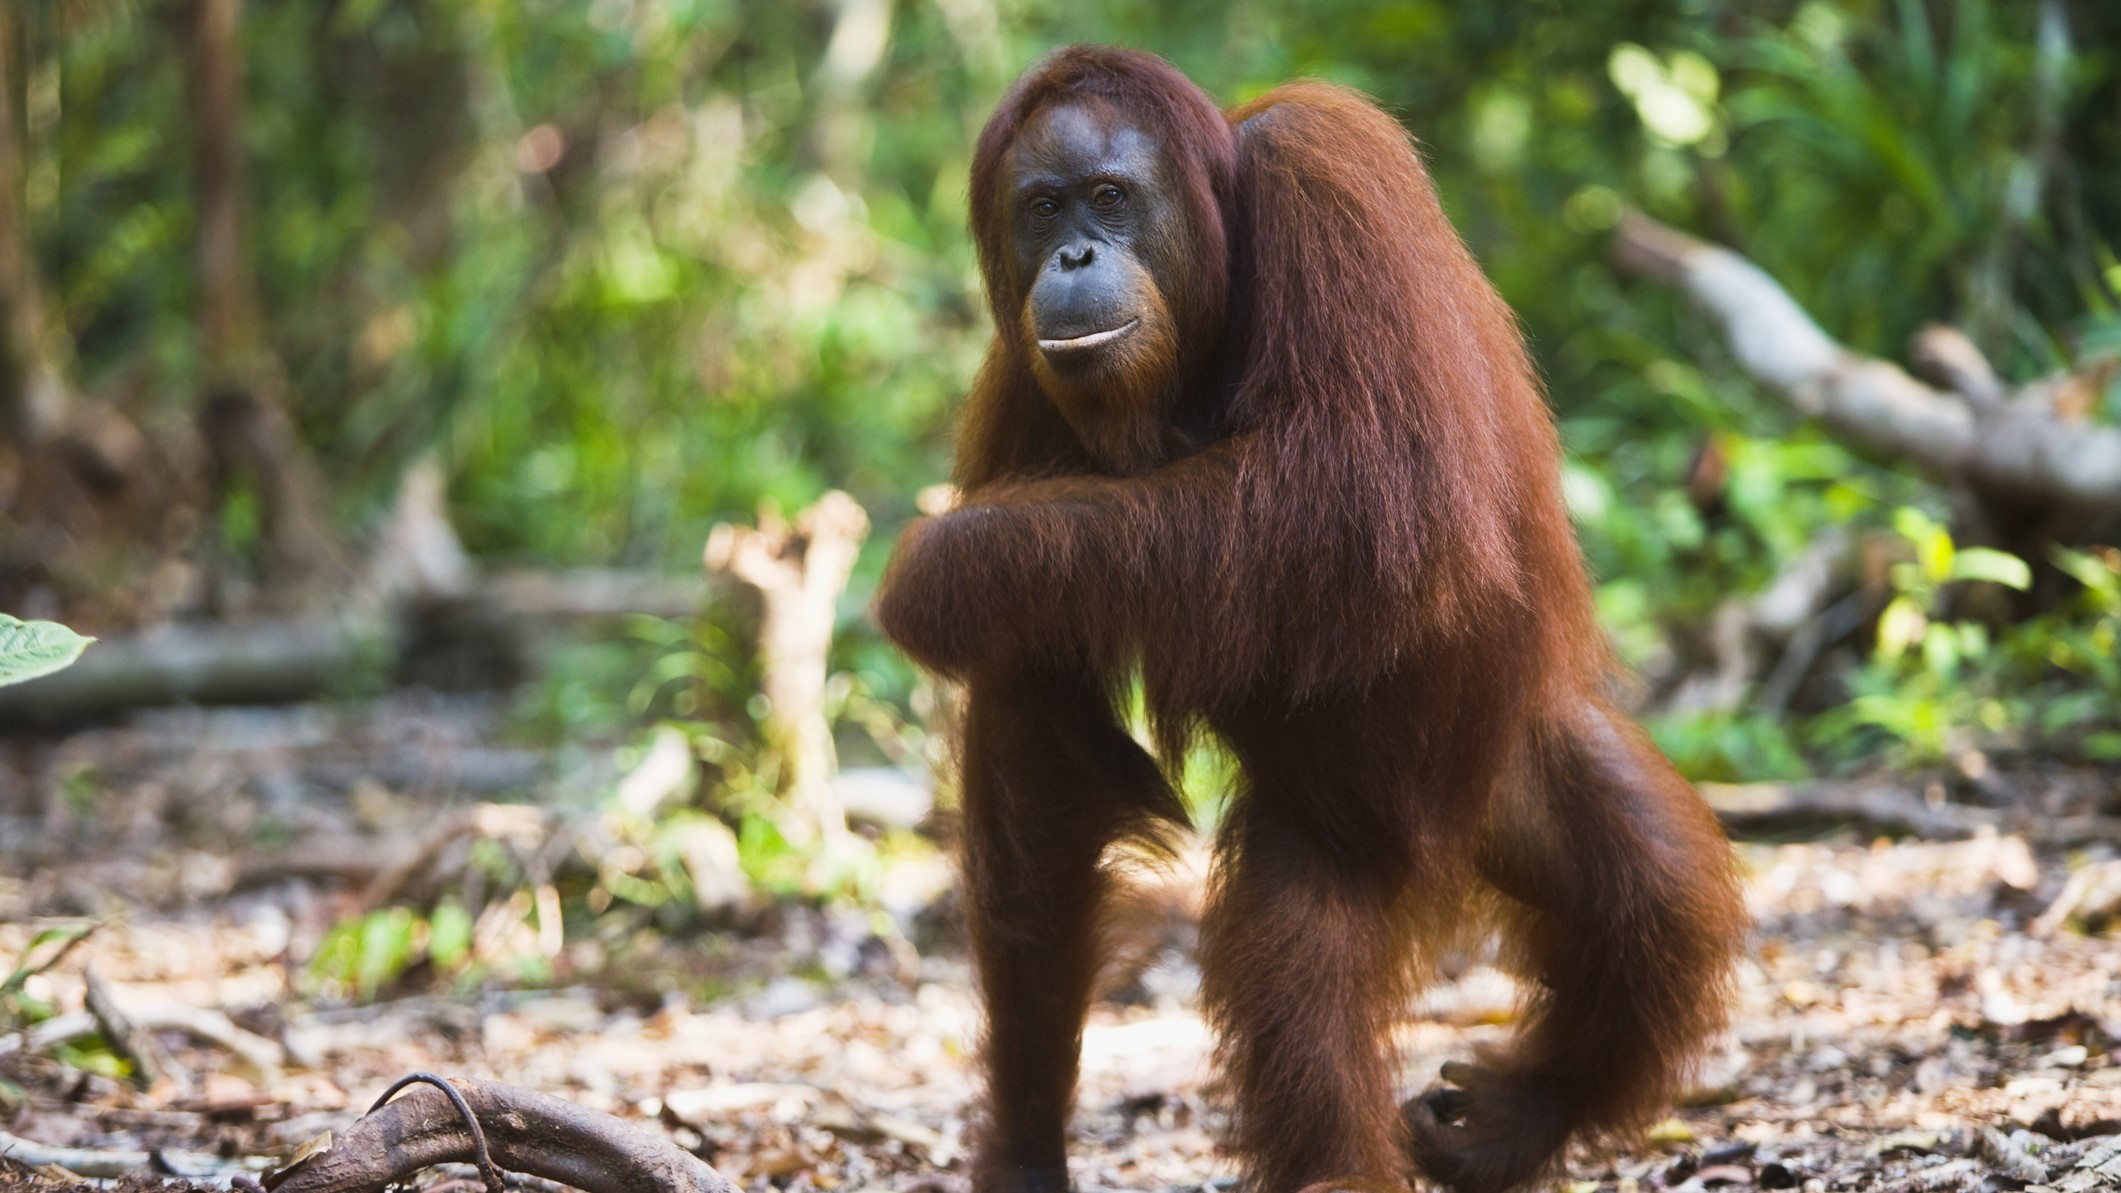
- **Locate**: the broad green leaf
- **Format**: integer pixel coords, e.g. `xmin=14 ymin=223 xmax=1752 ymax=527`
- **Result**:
xmin=0 ymin=615 xmax=94 ymax=689
xmin=1916 ymin=525 xmax=1955 ymax=584
xmin=1947 ymin=547 xmax=2032 ymax=591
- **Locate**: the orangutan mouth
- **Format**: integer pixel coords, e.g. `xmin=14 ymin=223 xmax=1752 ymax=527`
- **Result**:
xmin=1038 ymin=318 xmax=1141 ymax=353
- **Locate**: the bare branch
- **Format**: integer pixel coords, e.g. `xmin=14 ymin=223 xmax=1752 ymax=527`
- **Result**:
xmin=1908 ymin=325 xmax=2005 ymax=409
xmin=0 ymin=1130 xmax=228 ymax=1180
xmin=1612 ymin=211 xmax=2121 ymax=516
xmin=0 ymin=1002 xmax=285 ymax=1082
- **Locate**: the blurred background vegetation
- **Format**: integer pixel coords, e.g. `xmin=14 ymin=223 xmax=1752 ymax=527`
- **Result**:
xmin=5 ymin=0 xmax=2120 ymax=830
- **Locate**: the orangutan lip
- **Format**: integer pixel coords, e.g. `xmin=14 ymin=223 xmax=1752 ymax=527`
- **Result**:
xmin=1038 ymin=318 xmax=1140 ymax=353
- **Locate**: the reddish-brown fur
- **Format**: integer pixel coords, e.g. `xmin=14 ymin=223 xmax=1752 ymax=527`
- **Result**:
xmin=874 ymin=46 xmax=1747 ymax=1193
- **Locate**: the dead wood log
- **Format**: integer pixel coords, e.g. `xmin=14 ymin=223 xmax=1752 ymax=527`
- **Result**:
xmin=1703 ymin=778 xmax=2121 ymax=845
xmin=0 ymin=569 xmax=719 ymax=724
xmin=0 ymin=1001 xmax=285 ymax=1079
xmin=1612 ymin=211 xmax=2121 ymax=531
xmin=705 ymin=491 xmax=869 ymax=847
xmin=266 ymin=1077 xmax=737 ymax=1193
xmin=0 ymin=1130 xmax=229 ymax=1180
xmin=466 ymin=568 xmax=715 ymax=621
xmin=0 ymin=615 xmax=396 ymax=722
xmin=0 ymin=615 xmax=390 ymax=723
xmin=1702 ymin=780 xmax=1991 ymax=839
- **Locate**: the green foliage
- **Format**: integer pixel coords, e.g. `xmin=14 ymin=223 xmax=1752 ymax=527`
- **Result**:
xmin=1809 ymin=510 xmax=2020 ymax=764
xmin=1648 ymin=709 xmax=1811 ymax=785
xmin=308 ymin=889 xmax=553 ymax=1000
xmin=0 ymin=616 xmax=93 ymax=688
xmin=1802 ymin=512 xmax=2121 ymax=768
xmin=311 ymin=905 xmax=426 ymax=1000
xmin=0 ymin=926 xmax=121 ymax=1100
xmin=22 ymin=1 xmax=2121 ymax=783
xmin=1 ymin=925 xmax=93 ymax=1021
xmin=1996 ymin=546 xmax=2121 ymax=759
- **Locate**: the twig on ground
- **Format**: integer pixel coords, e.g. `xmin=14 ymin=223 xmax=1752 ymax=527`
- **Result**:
xmin=359 ymin=803 xmax=549 ymax=912
xmin=0 ymin=1001 xmax=285 ymax=1082
xmin=84 ymin=966 xmax=194 ymax=1098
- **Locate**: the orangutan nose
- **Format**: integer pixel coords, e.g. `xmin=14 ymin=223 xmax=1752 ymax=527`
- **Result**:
xmin=1056 ymin=242 xmax=1097 ymax=270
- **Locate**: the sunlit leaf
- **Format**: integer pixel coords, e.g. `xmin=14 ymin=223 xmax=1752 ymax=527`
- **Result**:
xmin=1916 ymin=525 xmax=1954 ymax=584
xmin=429 ymin=902 xmax=474 ymax=971
xmin=1947 ymin=547 xmax=2031 ymax=590
xmin=0 ymin=616 xmax=94 ymax=689
xmin=2051 ymin=546 xmax=2120 ymax=597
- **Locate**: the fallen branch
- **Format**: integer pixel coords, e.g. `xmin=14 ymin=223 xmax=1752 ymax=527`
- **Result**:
xmin=1701 ymin=780 xmax=1991 ymax=839
xmin=0 ymin=569 xmax=717 ymax=723
xmin=1612 ymin=211 xmax=2121 ymax=523
xmin=1704 ymin=779 xmax=2121 ymax=845
xmin=84 ymin=967 xmax=193 ymax=1097
xmin=469 ymin=568 xmax=715 ymax=621
xmin=2030 ymin=859 xmax=2121 ymax=937
xmin=266 ymin=1077 xmax=737 ymax=1193
xmin=0 ymin=1001 xmax=286 ymax=1081
xmin=0 ymin=1130 xmax=229 ymax=1180
xmin=0 ymin=616 xmax=389 ymax=723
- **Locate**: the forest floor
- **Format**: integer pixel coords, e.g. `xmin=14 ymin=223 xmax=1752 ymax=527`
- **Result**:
xmin=2 ymin=695 xmax=2120 ymax=1193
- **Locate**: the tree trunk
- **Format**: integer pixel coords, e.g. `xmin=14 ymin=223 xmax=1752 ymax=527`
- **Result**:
xmin=0 ymin=6 xmax=70 ymax=443
xmin=189 ymin=0 xmax=346 ymax=594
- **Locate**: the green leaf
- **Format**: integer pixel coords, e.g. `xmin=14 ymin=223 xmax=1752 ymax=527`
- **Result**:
xmin=1875 ymin=595 xmax=1927 ymax=661
xmin=428 ymin=902 xmax=474 ymax=971
xmin=1947 ymin=547 xmax=2032 ymax=590
xmin=1 ymin=926 xmax=93 ymax=998
xmin=0 ymin=615 xmax=94 ymax=689
xmin=2050 ymin=546 xmax=2119 ymax=597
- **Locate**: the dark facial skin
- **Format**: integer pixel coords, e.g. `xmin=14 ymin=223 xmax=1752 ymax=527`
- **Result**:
xmin=1000 ymin=101 xmax=1193 ymax=471
xmin=1009 ymin=103 xmax=1163 ymax=344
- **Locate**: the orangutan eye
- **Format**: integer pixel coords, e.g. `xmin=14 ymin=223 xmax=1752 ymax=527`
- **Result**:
xmin=1091 ymin=184 xmax=1126 ymax=209
xmin=1030 ymin=197 xmax=1060 ymax=219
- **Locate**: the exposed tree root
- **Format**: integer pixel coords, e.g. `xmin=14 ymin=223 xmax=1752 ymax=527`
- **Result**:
xmin=264 ymin=1076 xmax=737 ymax=1193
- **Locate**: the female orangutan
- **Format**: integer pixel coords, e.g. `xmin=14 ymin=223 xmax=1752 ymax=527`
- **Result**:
xmin=873 ymin=45 xmax=1747 ymax=1193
